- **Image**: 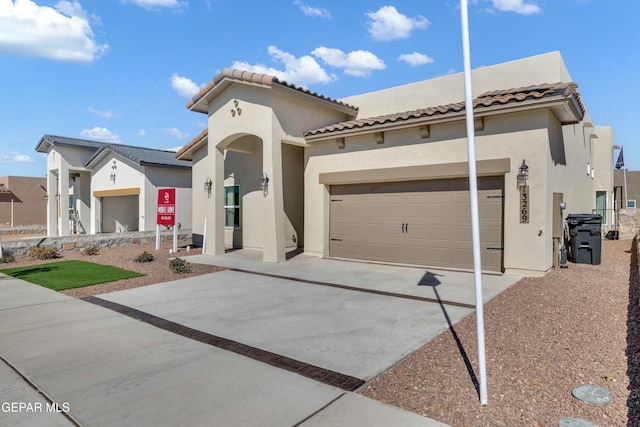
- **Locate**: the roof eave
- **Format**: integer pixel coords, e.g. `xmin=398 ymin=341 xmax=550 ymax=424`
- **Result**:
xmin=176 ymin=133 xmax=208 ymax=161
xmin=305 ymin=95 xmax=584 ymax=143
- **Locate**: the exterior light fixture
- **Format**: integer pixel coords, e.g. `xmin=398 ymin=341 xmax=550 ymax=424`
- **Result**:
xmin=55 ymin=194 xmax=61 ymax=201
xmin=44 ymin=194 xmax=49 ymax=200
xmin=517 ymin=159 xmax=529 ymax=188
xmin=204 ymin=177 xmax=212 ymax=194
xmin=110 ymin=160 xmax=117 ymax=182
xmin=259 ymin=173 xmax=269 ymax=192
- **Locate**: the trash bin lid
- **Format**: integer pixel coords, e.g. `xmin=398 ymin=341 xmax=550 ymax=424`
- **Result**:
xmin=566 ymin=214 xmax=602 ymax=224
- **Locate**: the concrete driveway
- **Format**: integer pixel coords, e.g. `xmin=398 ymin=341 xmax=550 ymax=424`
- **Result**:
xmin=0 ymin=251 xmax=520 ymax=426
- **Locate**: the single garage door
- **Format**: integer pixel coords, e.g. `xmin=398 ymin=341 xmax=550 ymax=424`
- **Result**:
xmin=329 ymin=177 xmax=504 ymax=272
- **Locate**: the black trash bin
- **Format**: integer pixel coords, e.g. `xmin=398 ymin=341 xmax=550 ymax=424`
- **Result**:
xmin=566 ymin=214 xmax=602 ymax=265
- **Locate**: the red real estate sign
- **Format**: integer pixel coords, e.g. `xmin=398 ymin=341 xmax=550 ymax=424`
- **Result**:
xmin=157 ymin=188 xmax=176 ymax=226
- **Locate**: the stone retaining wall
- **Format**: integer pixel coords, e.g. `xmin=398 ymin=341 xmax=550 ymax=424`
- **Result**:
xmin=619 ymin=209 xmax=640 ymax=240
xmin=1 ymin=229 xmax=193 ymax=258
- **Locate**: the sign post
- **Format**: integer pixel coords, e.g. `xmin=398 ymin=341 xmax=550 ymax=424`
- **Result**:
xmin=156 ymin=188 xmax=177 ymax=252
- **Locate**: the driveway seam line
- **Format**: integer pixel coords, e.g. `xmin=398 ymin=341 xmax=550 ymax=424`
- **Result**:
xmin=82 ymin=296 xmax=366 ymax=392
xmin=228 ymin=267 xmax=477 ymax=309
xmin=0 ymin=355 xmax=83 ymax=427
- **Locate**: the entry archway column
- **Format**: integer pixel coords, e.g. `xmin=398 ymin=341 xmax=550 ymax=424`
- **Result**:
xmin=205 ymin=145 xmax=226 ymax=255
xmin=262 ymin=138 xmax=286 ymax=262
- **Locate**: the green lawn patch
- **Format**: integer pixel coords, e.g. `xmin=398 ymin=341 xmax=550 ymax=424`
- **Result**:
xmin=0 ymin=260 xmax=144 ymax=291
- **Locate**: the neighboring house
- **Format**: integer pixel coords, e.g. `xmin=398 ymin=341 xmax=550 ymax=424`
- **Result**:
xmin=177 ymin=51 xmax=614 ymax=276
xmin=614 ymin=169 xmax=640 ymax=210
xmin=0 ymin=176 xmax=47 ymax=226
xmin=35 ymin=135 xmax=192 ymax=236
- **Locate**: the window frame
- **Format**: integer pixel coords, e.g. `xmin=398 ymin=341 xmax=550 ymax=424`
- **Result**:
xmin=224 ymin=185 xmax=240 ymax=229
xmin=628 ymin=199 xmax=637 ymax=209
xmin=595 ymin=190 xmax=607 ymax=225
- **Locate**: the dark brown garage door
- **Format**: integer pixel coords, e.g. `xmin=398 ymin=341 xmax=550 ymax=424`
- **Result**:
xmin=329 ymin=177 xmax=504 ymax=272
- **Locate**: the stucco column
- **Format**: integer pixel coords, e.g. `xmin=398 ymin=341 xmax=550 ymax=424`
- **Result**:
xmin=205 ymin=146 xmax=225 ymax=255
xmin=46 ymin=171 xmax=57 ymax=236
xmin=262 ymin=138 xmax=286 ymax=262
xmin=58 ymin=169 xmax=70 ymax=236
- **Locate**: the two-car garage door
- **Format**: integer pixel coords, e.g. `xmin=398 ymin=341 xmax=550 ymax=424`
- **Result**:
xmin=329 ymin=177 xmax=504 ymax=272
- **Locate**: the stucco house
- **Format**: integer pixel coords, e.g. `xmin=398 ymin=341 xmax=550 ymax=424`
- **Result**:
xmin=177 ymin=51 xmax=614 ymax=276
xmin=35 ymin=135 xmax=192 ymax=236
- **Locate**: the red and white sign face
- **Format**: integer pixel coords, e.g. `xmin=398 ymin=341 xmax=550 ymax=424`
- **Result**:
xmin=157 ymin=188 xmax=176 ymax=226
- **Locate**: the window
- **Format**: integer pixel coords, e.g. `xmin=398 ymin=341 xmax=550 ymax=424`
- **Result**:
xmin=596 ymin=191 xmax=607 ymax=225
xmin=628 ymin=200 xmax=637 ymax=209
xmin=224 ymin=185 xmax=240 ymax=228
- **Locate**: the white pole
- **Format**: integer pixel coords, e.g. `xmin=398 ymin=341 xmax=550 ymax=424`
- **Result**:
xmin=10 ymin=199 xmax=13 ymax=227
xmin=460 ymin=0 xmax=488 ymax=406
xmin=155 ymin=224 xmax=160 ymax=251
xmin=172 ymin=189 xmax=178 ymax=254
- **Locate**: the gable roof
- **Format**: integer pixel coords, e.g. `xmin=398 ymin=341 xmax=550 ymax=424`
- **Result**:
xmin=35 ymin=135 xmax=191 ymax=170
xmin=85 ymin=144 xmax=191 ymax=170
xmin=305 ymin=82 xmax=585 ymax=139
xmin=35 ymin=134 xmax=107 ymax=153
xmin=186 ymin=68 xmax=358 ymax=116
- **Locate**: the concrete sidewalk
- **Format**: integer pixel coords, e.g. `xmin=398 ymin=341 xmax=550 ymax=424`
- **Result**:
xmin=0 ymin=274 xmax=451 ymax=426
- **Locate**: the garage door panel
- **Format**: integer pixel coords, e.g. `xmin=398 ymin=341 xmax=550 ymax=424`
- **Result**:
xmin=330 ymin=177 xmax=503 ymax=272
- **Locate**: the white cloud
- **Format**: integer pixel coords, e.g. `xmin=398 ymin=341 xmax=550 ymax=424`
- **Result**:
xmin=293 ymin=0 xmax=330 ymax=18
xmin=366 ymin=6 xmax=429 ymax=41
xmin=0 ymin=152 xmax=33 ymax=163
xmin=312 ymin=47 xmax=385 ymax=77
xmin=164 ymin=127 xmax=188 ymax=140
xmin=489 ymin=0 xmax=541 ymax=14
xmin=171 ymin=74 xmax=202 ymax=98
xmin=88 ymin=107 xmax=113 ymax=118
xmin=232 ymin=46 xmax=336 ymax=87
xmin=397 ymin=51 xmax=434 ymax=66
xmin=80 ymin=127 xmax=121 ymax=143
xmin=0 ymin=0 xmax=108 ymax=62
xmin=195 ymin=121 xmax=207 ymax=129
xmin=125 ymin=0 xmax=187 ymax=9
xmin=137 ymin=129 xmax=146 ymax=136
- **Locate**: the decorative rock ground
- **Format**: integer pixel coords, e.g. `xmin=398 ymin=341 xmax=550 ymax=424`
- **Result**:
xmin=571 ymin=384 xmax=613 ymax=405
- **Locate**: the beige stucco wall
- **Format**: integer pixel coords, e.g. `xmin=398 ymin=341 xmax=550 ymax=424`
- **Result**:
xmin=193 ymin=81 xmax=352 ymax=260
xmin=341 ymin=51 xmax=573 ymax=118
xmin=304 ymin=108 xmax=597 ymax=275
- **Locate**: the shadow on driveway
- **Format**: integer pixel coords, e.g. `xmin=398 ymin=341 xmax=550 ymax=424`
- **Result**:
xmin=419 ymin=271 xmax=480 ymax=399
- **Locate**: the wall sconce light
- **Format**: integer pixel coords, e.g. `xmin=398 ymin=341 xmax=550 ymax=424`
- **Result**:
xmin=517 ymin=159 xmax=529 ymax=188
xmin=55 ymin=194 xmax=61 ymax=201
xmin=259 ymin=173 xmax=269 ymax=192
xmin=44 ymin=194 xmax=49 ymax=200
xmin=203 ymin=177 xmax=212 ymax=194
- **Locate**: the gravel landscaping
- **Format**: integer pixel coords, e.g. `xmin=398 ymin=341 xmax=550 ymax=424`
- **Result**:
xmin=361 ymin=238 xmax=638 ymax=426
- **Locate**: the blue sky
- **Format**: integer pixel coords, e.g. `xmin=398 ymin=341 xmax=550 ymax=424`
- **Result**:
xmin=0 ymin=0 xmax=637 ymax=177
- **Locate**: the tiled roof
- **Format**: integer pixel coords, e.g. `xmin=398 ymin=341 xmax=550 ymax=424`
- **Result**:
xmin=86 ymin=144 xmax=191 ymax=170
xmin=176 ymin=128 xmax=208 ymax=161
xmin=304 ymin=82 xmax=584 ymax=137
xmin=186 ymin=68 xmax=358 ymax=113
